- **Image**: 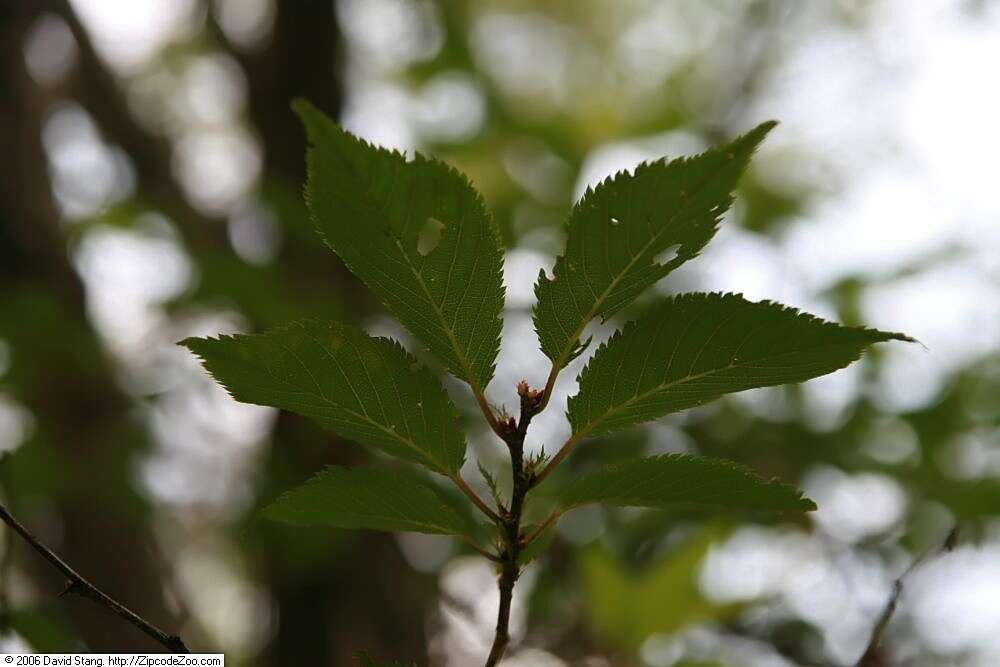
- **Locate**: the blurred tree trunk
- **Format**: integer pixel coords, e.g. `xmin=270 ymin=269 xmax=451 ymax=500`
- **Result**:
xmin=2 ymin=0 xmax=434 ymax=660
xmin=0 ymin=4 xmax=179 ymax=652
xmin=223 ymin=2 xmax=433 ymax=662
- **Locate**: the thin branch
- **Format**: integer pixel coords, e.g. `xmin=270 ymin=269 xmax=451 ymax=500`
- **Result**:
xmin=0 ymin=516 xmax=9 ymax=623
xmin=531 ymin=430 xmax=584 ymax=488
xmin=854 ymin=526 xmax=958 ymax=667
xmin=484 ymin=383 xmax=541 ymax=667
xmin=451 ymin=474 xmax=503 ymax=525
xmin=534 ymin=363 xmax=561 ymax=414
xmin=485 ymin=559 xmax=516 ymax=667
xmin=0 ymin=457 xmax=11 ymax=630
xmin=473 ymin=387 xmax=510 ymax=441
xmin=0 ymin=502 xmax=189 ymax=653
xmin=521 ymin=509 xmax=561 ymax=549
xmin=462 ymin=536 xmax=502 ymax=563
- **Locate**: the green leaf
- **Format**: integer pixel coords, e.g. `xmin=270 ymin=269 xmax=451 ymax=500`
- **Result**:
xmin=581 ymin=526 xmax=738 ymax=652
xmin=182 ymin=320 xmax=466 ymax=475
xmin=927 ymin=477 xmax=1000 ymax=519
xmin=533 ymin=122 xmax=775 ymax=370
xmin=294 ymin=100 xmax=505 ymax=392
xmin=560 ymin=454 xmax=815 ymax=513
xmin=570 ymin=292 xmax=913 ymax=438
xmin=264 ymin=466 xmax=479 ymax=537
xmin=9 ymin=610 xmax=76 ymax=652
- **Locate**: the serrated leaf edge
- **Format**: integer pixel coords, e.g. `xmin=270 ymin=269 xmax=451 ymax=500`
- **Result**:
xmin=559 ymin=453 xmax=816 ymax=513
xmin=534 ymin=121 xmax=777 ymax=371
xmin=262 ymin=465 xmax=479 ymax=536
xmin=293 ymin=99 xmax=505 ymax=392
xmin=180 ymin=319 xmax=466 ymax=475
xmin=568 ymin=291 xmax=913 ymax=439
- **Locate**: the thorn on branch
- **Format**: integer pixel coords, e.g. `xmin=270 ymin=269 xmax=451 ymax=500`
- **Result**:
xmin=59 ymin=580 xmax=81 ymax=598
xmin=0 ymin=502 xmax=189 ymax=653
xmin=165 ymin=636 xmax=188 ymax=653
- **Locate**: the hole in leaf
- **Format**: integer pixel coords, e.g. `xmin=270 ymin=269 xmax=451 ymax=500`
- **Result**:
xmin=653 ymin=243 xmax=682 ymax=265
xmin=417 ymin=217 xmax=446 ymax=256
xmin=610 ymin=217 xmax=620 ymax=226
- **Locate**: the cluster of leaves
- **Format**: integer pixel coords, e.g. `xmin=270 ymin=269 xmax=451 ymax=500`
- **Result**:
xmin=182 ymin=100 xmax=910 ymax=664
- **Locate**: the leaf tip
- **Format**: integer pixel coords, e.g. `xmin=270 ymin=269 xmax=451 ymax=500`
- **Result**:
xmin=892 ymin=331 xmax=919 ymax=345
xmin=176 ymin=336 xmax=198 ymax=349
xmin=177 ymin=335 xmax=218 ymax=357
xmin=290 ymin=97 xmax=319 ymax=120
xmin=292 ymin=98 xmax=339 ymax=145
xmin=737 ymin=119 xmax=779 ymax=152
xmin=866 ymin=328 xmax=918 ymax=347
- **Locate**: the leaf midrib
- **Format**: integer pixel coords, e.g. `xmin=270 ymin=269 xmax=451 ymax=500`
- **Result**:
xmin=572 ymin=341 xmax=858 ymax=439
xmin=329 ymin=507 xmax=460 ymax=534
xmin=393 ymin=237 xmax=488 ymax=395
xmin=563 ymin=461 xmax=809 ymax=512
xmin=282 ymin=498 xmax=462 ymax=534
xmin=262 ymin=338 xmax=455 ymax=474
xmin=550 ymin=157 xmax=735 ymax=372
xmin=318 ymin=127 xmax=493 ymax=393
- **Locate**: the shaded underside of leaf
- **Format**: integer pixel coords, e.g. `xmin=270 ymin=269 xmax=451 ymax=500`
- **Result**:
xmin=570 ymin=292 xmax=913 ymax=438
xmin=560 ymin=454 xmax=815 ymax=513
xmin=182 ymin=319 xmax=466 ymax=475
xmin=264 ymin=466 xmax=479 ymax=537
xmin=295 ymin=100 xmax=505 ymax=391
xmin=533 ymin=121 xmax=775 ymax=370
